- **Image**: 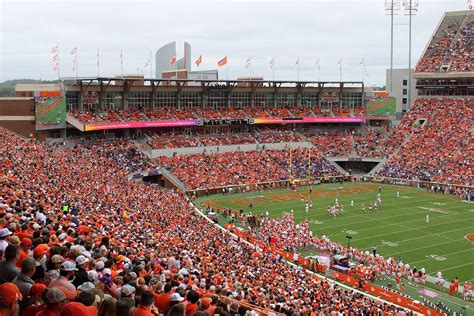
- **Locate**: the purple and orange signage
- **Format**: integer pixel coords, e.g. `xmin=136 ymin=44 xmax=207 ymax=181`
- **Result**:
xmin=253 ymin=117 xmax=365 ymax=124
xmin=84 ymin=119 xmax=198 ymax=131
xmin=83 ymin=116 xmax=365 ymax=131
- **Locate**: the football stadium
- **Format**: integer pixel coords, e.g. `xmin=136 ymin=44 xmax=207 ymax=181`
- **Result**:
xmin=0 ymin=1 xmax=473 ymax=316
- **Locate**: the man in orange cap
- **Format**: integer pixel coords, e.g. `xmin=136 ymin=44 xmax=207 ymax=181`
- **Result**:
xmin=21 ymin=283 xmax=47 ymax=316
xmin=60 ymin=302 xmax=97 ymax=316
xmin=0 ymin=283 xmax=22 ymax=316
xmin=16 ymin=238 xmax=32 ymax=268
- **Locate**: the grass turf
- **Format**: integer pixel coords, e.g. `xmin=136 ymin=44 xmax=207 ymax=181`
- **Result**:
xmin=367 ymin=97 xmax=396 ymax=116
xmin=197 ymin=182 xmax=474 ymax=283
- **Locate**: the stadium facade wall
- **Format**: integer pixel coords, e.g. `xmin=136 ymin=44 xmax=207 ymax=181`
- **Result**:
xmin=0 ymin=97 xmax=36 ymax=137
xmin=386 ymin=69 xmax=417 ymax=114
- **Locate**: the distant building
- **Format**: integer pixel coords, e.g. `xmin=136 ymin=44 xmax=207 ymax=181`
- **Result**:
xmin=386 ymin=69 xmax=417 ymax=115
xmin=155 ymin=41 xmax=218 ymax=80
xmin=155 ymin=42 xmax=191 ymax=79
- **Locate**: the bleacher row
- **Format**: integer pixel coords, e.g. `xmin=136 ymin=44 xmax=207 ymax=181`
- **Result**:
xmin=157 ymin=148 xmax=345 ymax=191
xmin=69 ymin=106 xmax=366 ymax=124
xmin=415 ymin=13 xmax=473 ymax=73
xmin=0 ymin=128 xmax=412 ymax=316
xmin=152 ymin=98 xmax=472 ymax=190
xmin=376 ymin=98 xmax=473 ymax=186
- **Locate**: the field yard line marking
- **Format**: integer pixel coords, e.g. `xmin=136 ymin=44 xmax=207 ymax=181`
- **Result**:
xmin=430 ymin=261 xmax=474 ymax=273
xmin=328 ymin=218 xmax=470 ymax=239
xmin=319 ymin=211 xmax=468 ymax=235
xmin=292 ymin=202 xmax=467 ymax=223
xmin=416 ymin=206 xmax=450 ymax=214
xmin=238 ymin=191 xmax=458 ymax=211
xmin=342 ymin=223 xmax=471 ymax=242
xmin=382 ymin=238 xmax=469 ymax=256
xmin=411 ymin=248 xmax=474 ymax=265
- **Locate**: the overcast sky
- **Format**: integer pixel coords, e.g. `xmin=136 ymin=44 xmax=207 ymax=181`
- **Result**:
xmin=0 ymin=0 xmax=469 ymax=86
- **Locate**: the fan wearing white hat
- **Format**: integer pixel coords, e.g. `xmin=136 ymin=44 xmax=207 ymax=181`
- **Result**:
xmin=48 ymin=262 xmax=77 ymax=292
xmin=0 ymin=228 xmax=12 ymax=254
xmin=73 ymin=255 xmax=90 ymax=288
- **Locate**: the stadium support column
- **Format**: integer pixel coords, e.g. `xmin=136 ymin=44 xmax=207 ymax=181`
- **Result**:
xmin=385 ymin=0 xmax=400 ymax=95
xmin=403 ymin=0 xmax=417 ymax=112
xmin=123 ymin=80 xmax=129 ymax=110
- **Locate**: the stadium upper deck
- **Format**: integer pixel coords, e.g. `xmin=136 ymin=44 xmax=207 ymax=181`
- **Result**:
xmin=57 ymin=78 xmax=367 ymax=131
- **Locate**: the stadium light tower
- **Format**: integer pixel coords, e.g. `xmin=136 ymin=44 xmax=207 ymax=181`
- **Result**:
xmin=385 ymin=0 xmax=400 ymax=94
xmin=403 ymin=0 xmax=418 ymax=112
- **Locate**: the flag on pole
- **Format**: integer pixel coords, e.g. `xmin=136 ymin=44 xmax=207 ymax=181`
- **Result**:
xmin=217 ymin=56 xmax=227 ymax=67
xmin=51 ymin=44 xmax=59 ymax=72
xmin=195 ymin=55 xmax=202 ymax=67
xmin=245 ymin=57 xmax=251 ymax=68
xmin=316 ymin=58 xmax=320 ymax=70
xmin=296 ymin=57 xmax=300 ymax=65
xmin=269 ymin=57 xmax=275 ymax=69
xmin=360 ymin=58 xmax=365 ymax=65
xmin=337 ymin=58 xmax=342 ymax=65
xmin=144 ymin=59 xmax=150 ymax=68
xmin=170 ymin=55 xmax=177 ymax=65
xmin=71 ymin=47 xmax=78 ymax=72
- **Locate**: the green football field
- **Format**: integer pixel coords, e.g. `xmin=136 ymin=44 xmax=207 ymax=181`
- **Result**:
xmin=198 ymin=182 xmax=474 ymax=283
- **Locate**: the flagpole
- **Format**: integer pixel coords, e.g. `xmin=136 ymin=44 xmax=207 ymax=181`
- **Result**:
xmin=308 ymin=147 xmax=311 ymax=180
xmin=289 ymin=148 xmax=293 ymax=181
xmin=57 ymin=43 xmax=60 ymax=82
xmin=339 ymin=59 xmax=342 ymax=82
xmin=250 ymin=57 xmax=252 ymax=79
xmin=150 ymin=50 xmax=153 ymax=78
xmin=297 ymin=60 xmax=300 ymax=81
xmin=97 ymin=48 xmax=100 ymax=77
xmin=226 ymin=61 xmax=229 ymax=81
xmin=76 ymin=46 xmax=79 ymax=78
xmin=120 ymin=50 xmax=123 ymax=78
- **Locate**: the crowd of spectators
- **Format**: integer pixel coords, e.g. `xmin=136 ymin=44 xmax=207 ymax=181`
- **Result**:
xmin=146 ymin=127 xmax=307 ymax=150
xmin=443 ymin=20 xmax=474 ymax=72
xmin=69 ymin=110 xmax=122 ymax=124
xmin=415 ymin=14 xmax=472 ymax=73
xmin=70 ymin=105 xmax=370 ymax=125
xmin=304 ymin=130 xmax=353 ymax=157
xmin=255 ymin=130 xmax=303 ymax=144
xmin=331 ymin=108 xmax=351 ymax=118
xmin=1 ymin=129 xmax=410 ymax=315
xmin=353 ymin=129 xmax=388 ymax=159
xmin=376 ymin=98 xmax=473 ymax=186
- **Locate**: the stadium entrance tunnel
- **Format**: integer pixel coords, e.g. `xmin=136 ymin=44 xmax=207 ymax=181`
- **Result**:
xmin=333 ymin=159 xmax=380 ymax=175
xmin=128 ymin=168 xmax=186 ymax=190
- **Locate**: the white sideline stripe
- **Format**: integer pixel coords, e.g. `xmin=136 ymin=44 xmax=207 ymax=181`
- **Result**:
xmin=402 ymin=281 xmax=473 ymax=310
xmin=188 ymin=200 xmax=413 ymax=313
xmin=411 ymin=248 xmax=474 ymax=265
xmin=330 ymin=219 xmax=471 ymax=241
